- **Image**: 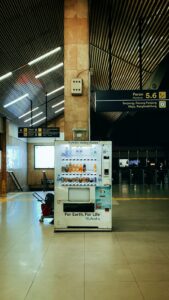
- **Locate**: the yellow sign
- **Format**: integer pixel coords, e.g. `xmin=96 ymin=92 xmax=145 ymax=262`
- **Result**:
xmin=23 ymin=128 xmax=28 ymax=136
xmin=159 ymin=91 xmax=166 ymax=99
xmin=38 ymin=128 xmax=42 ymax=136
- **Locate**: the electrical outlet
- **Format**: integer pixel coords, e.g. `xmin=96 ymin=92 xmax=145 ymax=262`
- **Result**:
xmin=71 ymin=78 xmax=83 ymax=95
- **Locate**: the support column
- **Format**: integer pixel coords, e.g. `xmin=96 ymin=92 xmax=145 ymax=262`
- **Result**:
xmin=64 ymin=0 xmax=89 ymax=141
xmin=0 ymin=117 xmax=7 ymax=195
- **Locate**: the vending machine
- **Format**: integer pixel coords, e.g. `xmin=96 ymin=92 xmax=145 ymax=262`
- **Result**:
xmin=54 ymin=141 xmax=112 ymax=231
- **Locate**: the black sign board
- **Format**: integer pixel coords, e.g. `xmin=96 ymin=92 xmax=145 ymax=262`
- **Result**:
xmin=95 ymin=90 xmax=169 ymax=112
xmin=18 ymin=127 xmax=60 ymax=138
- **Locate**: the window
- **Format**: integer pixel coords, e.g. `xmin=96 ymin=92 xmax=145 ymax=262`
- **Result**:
xmin=34 ymin=146 xmax=54 ymax=168
xmin=119 ymin=159 xmax=129 ymax=168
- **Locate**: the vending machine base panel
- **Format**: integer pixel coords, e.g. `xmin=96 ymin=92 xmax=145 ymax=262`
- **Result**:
xmin=54 ymin=227 xmax=112 ymax=232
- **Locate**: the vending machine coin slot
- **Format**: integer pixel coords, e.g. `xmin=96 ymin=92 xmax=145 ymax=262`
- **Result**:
xmin=104 ymin=169 xmax=109 ymax=175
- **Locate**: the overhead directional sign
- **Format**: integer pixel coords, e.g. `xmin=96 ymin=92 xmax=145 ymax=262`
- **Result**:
xmin=18 ymin=127 xmax=60 ymax=138
xmin=95 ymin=90 xmax=169 ymax=112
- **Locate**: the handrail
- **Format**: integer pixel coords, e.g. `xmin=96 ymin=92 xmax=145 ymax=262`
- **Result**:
xmin=8 ymin=171 xmax=23 ymax=191
xmin=33 ymin=192 xmax=44 ymax=202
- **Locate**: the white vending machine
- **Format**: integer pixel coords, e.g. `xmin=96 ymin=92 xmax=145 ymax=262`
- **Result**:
xmin=54 ymin=141 xmax=112 ymax=231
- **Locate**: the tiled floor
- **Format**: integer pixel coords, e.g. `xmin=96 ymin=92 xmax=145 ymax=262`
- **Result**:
xmin=0 ymin=185 xmax=169 ymax=299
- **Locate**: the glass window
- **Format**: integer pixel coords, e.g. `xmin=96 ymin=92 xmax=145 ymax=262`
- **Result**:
xmin=34 ymin=146 xmax=54 ymax=168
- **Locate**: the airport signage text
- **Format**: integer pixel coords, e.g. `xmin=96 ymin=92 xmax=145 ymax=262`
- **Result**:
xmin=95 ymin=90 xmax=169 ymax=112
xmin=18 ymin=127 xmax=60 ymax=138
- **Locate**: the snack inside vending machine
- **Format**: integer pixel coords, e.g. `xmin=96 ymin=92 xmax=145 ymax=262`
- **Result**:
xmin=54 ymin=141 xmax=112 ymax=231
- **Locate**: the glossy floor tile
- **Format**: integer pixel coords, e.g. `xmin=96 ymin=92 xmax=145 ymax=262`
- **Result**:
xmin=0 ymin=186 xmax=169 ymax=299
xmin=85 ymin=281 xmax=143 ymax=300
xmin=138 ymin=282 xmax=169 ymax=300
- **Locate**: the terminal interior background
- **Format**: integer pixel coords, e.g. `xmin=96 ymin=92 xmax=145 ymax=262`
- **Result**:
xmin=0 ymin=0 xmax=168 ymax=192
xmin=0 ymin=0 xmax=169 ymax=299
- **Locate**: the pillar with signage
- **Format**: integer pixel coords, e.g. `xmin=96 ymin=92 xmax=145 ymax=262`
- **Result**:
xmin=53 ymin=1 xmax=112 ymax=231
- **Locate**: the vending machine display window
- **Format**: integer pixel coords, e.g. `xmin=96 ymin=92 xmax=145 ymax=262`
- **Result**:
xmin=68 ymin=188 xmax=90 ymax=202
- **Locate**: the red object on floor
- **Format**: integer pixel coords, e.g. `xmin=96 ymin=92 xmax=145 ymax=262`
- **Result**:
xmin=41 ymin=204 xmax=53 ymax=216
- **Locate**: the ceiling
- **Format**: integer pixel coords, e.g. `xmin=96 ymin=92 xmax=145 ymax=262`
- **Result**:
xmin=89 ymin=0 xmax=168 ymax=90
xmin=89 ymin=0 xmax=169 ymax=122
xmin=0 ymin=0 xmax=64 ymax=126
xmin=0 ymin=0 xmax=168 ymax=127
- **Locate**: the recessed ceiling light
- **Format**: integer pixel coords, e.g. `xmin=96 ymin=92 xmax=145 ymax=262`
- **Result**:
xmin=54 ymin=107 xmax=64 ymax=114
xmin=18 ymin=107 xmax=39 ymax=119
xmin=28 ymin=47 xmax=61 ymax=65
xmin=35 ymin=63 xmax=63 ymax=79
xmin=47 ymin=85 xmax=64 ymax=96
xmin=24 ymin=112 xmax=43 ymax=123
xmin=52 ymin=100 xmax=64 ymax=108
xmin=3 ymin=93 xmax=29 ymax=108
xmin=0 ymin=72 xmax=12 ymax=81
xmin=32 ymin=117 xmax=46 ymax=126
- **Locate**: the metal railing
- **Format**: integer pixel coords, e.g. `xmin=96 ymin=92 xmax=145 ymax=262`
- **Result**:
xmin=8 ymin=171 xmax=23 ymax=191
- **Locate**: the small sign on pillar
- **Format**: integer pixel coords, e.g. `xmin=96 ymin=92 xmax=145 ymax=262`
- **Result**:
xmin=72 ymin=128 xmax=87 ymax=141
xmin=71 ymin=79 xmax=83 ymax=95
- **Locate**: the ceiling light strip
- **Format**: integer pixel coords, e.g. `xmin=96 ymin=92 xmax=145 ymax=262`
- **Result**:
xmin=32 ymin=117 xmax=46 ymax=126
xmin=3 ymin=93 xmax=29 ymax=108
xmin=24 ymin=112 xmax=43 ymax=123
xmin=35 ymin=62 xmax=63 ymax=79
xmin=28 ymin=47 xmax=61 ymax=65
xmin=18 ymin=107 xmax=39 ymax=119
xmin=0 ymin=72 xmax=12 ymax=81
xmin=52 ymin=100 xmax=64 ymax=108
xmin=47 ymin=85 xmax=64 ymax=96
xmin=54 ymin=107 xmax=64 ymax=114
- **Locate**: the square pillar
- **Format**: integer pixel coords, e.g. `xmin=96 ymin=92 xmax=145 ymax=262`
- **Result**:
xmin=64 ymin=0 xmax=89 ymax=140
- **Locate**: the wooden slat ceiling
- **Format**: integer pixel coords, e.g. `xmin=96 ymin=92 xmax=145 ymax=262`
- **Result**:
xmin=89 ymin=0 xmax=169 ymax=90
xmin=0 ymin=0 xmax=64 ymax=126
xmin=0 ymin=0 xmax=168 ymax=126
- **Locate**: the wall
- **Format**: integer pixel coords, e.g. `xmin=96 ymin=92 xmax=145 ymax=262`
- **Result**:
xmin=0 ymin=117 xmax=3 ymax=133
xmin=0 ymin=118 xmax=2 ymax=192
xmin=48 ymin=115 xmax=64 ymax=132
xmin=0 ymin=117 xmax=2 ymax=169
xmin=1 ymin=115 xmax=64 ymax=191
xmin=27 ymin=117 xmax=64 ymax=189
xmin=27 ymin=142 xmax=54 ymax=188
xmin=6 ymin=120 xmax=28 ymax=192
